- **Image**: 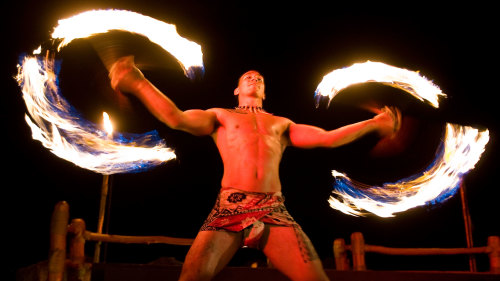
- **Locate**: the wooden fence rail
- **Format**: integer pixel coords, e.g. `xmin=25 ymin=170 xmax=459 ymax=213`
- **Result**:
xmin=48 ymin=201 xmax=499 ymax=281
xmin=334 ymin=232 xmax=500 ymax=273
xmin=48 ymin=201 xmax=194 ymax=281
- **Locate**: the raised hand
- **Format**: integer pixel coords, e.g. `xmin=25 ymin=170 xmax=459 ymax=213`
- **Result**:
xmin=372 ymin=106 xmax=402 ymax=137
xmin=108 ymin=56 xmax=145 ymax=94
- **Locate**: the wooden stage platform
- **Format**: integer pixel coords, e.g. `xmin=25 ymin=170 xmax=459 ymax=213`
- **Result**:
xmin=17 ymin=262 xmax=500 ymax=281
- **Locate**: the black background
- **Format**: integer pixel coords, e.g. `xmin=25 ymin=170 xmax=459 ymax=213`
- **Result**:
xmin=5 ymin=1 xmax=499 ymax=279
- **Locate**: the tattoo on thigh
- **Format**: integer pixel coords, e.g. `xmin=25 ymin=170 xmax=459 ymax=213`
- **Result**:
xmin=293 ymin=225 xmax=319 ymax=263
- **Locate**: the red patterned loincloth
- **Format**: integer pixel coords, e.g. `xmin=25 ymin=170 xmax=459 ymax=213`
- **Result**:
xmin=200 ymin=188 xmax=315 ymax=254
xmin=200 ymin=188 xmax=299 ymax=236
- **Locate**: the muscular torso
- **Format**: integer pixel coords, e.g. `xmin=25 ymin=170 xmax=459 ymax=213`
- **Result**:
xmin=209 ymin=108 xmax=293 ymax=193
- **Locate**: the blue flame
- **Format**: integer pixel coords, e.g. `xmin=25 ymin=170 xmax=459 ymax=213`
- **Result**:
xmin=18 ymin=54 xmax=173 ymax=174
xmin=332 ymin=131 xmax=462 ymax=208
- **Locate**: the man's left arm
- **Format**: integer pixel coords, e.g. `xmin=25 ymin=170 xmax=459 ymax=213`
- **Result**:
xmin=288 ymin=107 xmax=400 ymax=149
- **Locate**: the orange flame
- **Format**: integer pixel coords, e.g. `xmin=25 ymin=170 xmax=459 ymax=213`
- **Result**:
xmin=315 ymin=61 xmax=446 ymax=108
xmin=316 ymin=62 xmax=489 ymax=217
xmin=51 ymin=9 xmax=203 ymax=76
xmin=14 ymin=9 xmax=206 ymax=174
xmin=102 ymin=112 xmax=113 ymax=137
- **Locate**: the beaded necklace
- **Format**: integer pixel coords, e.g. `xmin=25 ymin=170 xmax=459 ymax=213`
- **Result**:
xmin=235 ymin=105 xmax=265 ymax=113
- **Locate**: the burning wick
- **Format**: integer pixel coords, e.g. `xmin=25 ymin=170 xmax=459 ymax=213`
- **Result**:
xmin=102 ymin=112 xmax=113 ymax=138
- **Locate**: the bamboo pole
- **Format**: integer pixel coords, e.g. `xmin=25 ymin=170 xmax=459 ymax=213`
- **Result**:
xmin=68 ymin=218 xmax=86 ymax=266
xmin=459 ymin=181 xmax=477 ymax=272
xmin=488 ymin=236 xmax=500 ymax=273
xmin=94 ymin=174 xmax=111 ymax=263
xmin=85 ymin=231 xmax=194 ymax=245
xmin=48 ymin=201 xmax=69 ymax=281
xmin=333 ymin=238 xmax=349 ymax=270
xmin=351 ymin=232 xmax=366 ymax=271
xmin=103 ymin=174 xmax=114 ymax=261
xmin=364 ymin=245 xmax=489 ymax=255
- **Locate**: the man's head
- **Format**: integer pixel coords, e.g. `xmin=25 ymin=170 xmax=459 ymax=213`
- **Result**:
xmin=234 ymin=70 xmax=266 ymax=102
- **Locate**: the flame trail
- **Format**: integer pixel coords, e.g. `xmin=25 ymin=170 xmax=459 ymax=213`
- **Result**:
xmin=316 ymin=61 xmax=489 ymax=216
xmin=15 ymin=9 xmax=205 ymax=175
xmin=329 ymin=124 xmax=489 ymax=217
xmin=51 ymin=9 xmax=204 ymax=79
xmin=17 ymin=55 xmax=176 ymax=175
xmin=315 ymin=61 xmax=446 ymax=108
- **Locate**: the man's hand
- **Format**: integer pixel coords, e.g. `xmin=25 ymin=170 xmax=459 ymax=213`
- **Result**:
xmin=109 ymin=56 xmax=145 ymax=94
xmin=372 ymin=106 xmax=402 ymax=138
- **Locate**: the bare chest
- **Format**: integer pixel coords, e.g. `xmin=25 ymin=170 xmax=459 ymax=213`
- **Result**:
xmin=218 ymin=110 xmax=287 ymax=139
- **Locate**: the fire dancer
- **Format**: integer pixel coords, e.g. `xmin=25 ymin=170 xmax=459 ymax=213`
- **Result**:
xmin=109 ymin=56 xmax=400 ymax=281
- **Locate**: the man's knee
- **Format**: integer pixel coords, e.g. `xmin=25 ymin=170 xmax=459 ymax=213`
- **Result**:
xmin=294 ymin=261 xmax=330 ymax=281
xmin=178 ymin=266 xmax=213 ymax=281
xmin=178 ymin=230 xmax=243 ymax=281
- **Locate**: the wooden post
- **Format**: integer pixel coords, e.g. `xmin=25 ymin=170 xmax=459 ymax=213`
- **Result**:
xmin=459 ymin=181 xmax=477 ymax=272
xmin=488 ymin=236 xmax=500 ymax=273
xmin=94 ymin=174 xmax=110 ymax=263
xmin=48 ymin=201 xmax=69 ymax=281
xmin=333 ymin=238 xmax=349 ymax=270
xmin=351 ymin=232 xmax=366 ymax=271
xmin=68 ymin=218 xmax=86 ymax=266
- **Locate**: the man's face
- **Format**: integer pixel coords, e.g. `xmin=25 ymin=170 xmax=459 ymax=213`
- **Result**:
xmin=235 ymin=70 xmax=265 ymax=99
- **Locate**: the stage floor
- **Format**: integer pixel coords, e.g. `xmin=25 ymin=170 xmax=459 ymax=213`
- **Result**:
xmin=17 ymin=262 xmax=500 ymax=281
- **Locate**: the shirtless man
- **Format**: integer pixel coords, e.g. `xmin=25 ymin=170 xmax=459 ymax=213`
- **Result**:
xmin=109 ymin=56 xmax=400 ymax=281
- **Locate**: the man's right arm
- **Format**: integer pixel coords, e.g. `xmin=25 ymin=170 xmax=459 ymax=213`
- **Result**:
xmin=109 ymin=56 xmax=217 ymax=136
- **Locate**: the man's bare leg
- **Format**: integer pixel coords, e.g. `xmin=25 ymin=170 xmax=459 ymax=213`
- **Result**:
xmin=178 ymin=230 xmax=243 ymax=281
xmin=261 ymin=225 xmax=329 ymax=281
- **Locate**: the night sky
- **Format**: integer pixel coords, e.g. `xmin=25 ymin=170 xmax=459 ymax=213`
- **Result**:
xmin=5 ymin=1 xmax=499 ymax=278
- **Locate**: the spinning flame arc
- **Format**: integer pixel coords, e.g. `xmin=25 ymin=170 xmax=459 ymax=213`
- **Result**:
xmin=316 ymin=61 xmax=489 ymax=217
xmin=16 ymin=9 xmax=204 ymax=175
